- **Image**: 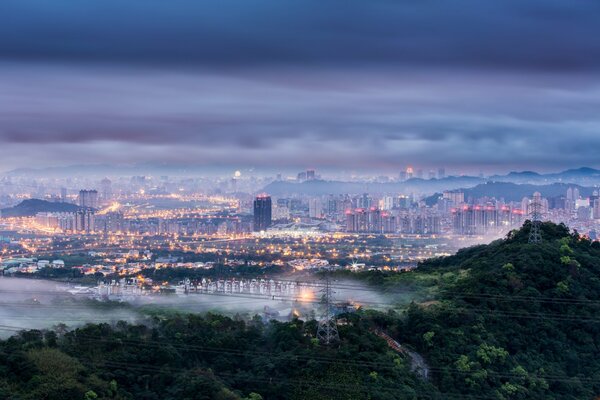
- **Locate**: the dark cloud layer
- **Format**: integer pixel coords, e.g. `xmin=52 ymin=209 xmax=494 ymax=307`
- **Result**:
xmin=0 ymin=1 xmax=599 ymax=173
xmin=2 ymin=0 xmax=600 ymax=71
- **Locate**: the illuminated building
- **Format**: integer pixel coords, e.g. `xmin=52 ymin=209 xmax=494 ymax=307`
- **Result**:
xmin=95 ymin=211 xmax=124 ymax=233
xmin=452 ymin=205 xmax=523 ymax=235
xmin=253 ymin=195 xmax=272 ymax=231
xmin=75 ymin=209 xmax=95 ymax=233
xmin=345 ymin=208 xmax=396 ymax=233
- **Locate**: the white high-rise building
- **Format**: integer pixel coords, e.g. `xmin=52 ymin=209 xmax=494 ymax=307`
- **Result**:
xmin=382 ymin=196 xmax=394 ymax=211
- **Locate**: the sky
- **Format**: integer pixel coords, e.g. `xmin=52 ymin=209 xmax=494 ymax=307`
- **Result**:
xmin=1 ymin=0 xmax=600 ymax=175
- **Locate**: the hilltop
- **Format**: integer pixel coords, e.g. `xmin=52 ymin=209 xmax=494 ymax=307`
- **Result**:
xmin=377 ymin=221 xmax=600 ymax=399
xmin=0 ymin=199 xmax=81 ymax=217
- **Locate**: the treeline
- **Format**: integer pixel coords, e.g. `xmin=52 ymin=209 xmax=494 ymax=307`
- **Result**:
xmin=0 ymin=313 xmax=436 ymax=400
xmin=367 ymin=222 xmax=600 ymax=399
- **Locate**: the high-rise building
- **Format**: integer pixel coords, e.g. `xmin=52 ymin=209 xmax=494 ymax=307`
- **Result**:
xmin=452 ymin=205 xmax=522 ymax=236
xmin=253 ymin=195 xmax=272 ymax=231
xmin=382 ymin=196 xmax=394 ymax=211
xmin=566 ymin=187 xmax=580 ymax=211
xmin=100 ymin=178 xmax=113 ymax=202
xmin=309 ymin=198 xmax=322 ymax=219
xmin=60 ymin=187 xmax=67 ymax=202
xmin=443 ymin=191 xmax=465 ymax=205
xmin=358 ymin=193 xmax=372 ymax=209
xmin=75 ymin=209 xmax=95 ymax=233
xmin=78 ymin=190 xmax=98 ymax=209
xmin=438 ymin=168 xmax=446 ymax=180
xmin=95 ymin=211 xmax=123 ymax=233
xmin=593 ymin=199 xmax=600 ymax=220
xmin=345 ymin=207 xmax=396 ymax=233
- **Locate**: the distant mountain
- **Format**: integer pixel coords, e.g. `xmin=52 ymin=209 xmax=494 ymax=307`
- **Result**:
xmin=424 ymin=181 xmax=594 ymax=204
xmin=553 ymin=167 xmax=600 ymax=177
xmin=263 ymin=167 xmax=600 ymax=197
xmin=504 ymin=170 xmax=541 ymax=178
xmin=263 ymin=176 xmax=485 ymax=196
xmin=490 ymin=167 xmax=600 ymax=184
xmin=0 ymin=199 xmax=81 ymax=217
xmin=462 ymin=181 xmax=593 ymax=202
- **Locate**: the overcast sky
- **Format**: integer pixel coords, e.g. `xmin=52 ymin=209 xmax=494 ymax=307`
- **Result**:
xmin=1 ymin=0 xmax=600 ymax=174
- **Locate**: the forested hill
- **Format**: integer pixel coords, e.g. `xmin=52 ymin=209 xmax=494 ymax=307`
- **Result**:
xmin=384 ymin=221 xmax=600 ymax=399
xmin=0 ymin=199 xmax=80 ymax=217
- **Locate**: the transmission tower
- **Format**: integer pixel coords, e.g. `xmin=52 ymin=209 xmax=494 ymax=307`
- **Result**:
xmin=316 ymin=274 xmax=340 ymax=345
xmin=528 ymin=193 xmax=543 ymax=244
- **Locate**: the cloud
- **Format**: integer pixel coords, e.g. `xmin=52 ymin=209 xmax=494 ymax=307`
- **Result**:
xmin=0 ymin=63 xmax=600 ymax=172
xmin=1 ymin=0 xmax=600 ymax=71
xmin=0 ymin=1 xmax=600 ymax=173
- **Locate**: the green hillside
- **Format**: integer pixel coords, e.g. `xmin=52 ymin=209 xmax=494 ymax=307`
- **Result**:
xmin=379 ymin=221 xmax=600 ymax=399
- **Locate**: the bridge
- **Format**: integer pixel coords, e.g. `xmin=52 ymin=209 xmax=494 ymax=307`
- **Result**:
xmin=92 ymin=277 xmax=325 ymax=302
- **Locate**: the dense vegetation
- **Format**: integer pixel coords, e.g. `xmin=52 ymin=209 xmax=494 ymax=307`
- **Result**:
xmin=3 ymin=221 xmax=600 ymax=399
xmin=0 ymin=313 xmax=435 ymax=400
xmin=373 ymin=221 xmax=600 ymax=399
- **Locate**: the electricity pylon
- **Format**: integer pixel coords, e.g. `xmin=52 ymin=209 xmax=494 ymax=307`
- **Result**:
xmin=316 ymin=273 xmax=340 ymax=345
xmin=528 ymin=192 xmax=543 ymax=244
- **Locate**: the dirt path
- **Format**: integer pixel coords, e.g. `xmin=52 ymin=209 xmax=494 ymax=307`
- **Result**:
xmin=374 ymin=330 xmax=430 ymax=380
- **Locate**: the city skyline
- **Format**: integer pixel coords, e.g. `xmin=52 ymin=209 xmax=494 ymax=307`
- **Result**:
xmin=1 ymin=1 xmax=600 ymax=172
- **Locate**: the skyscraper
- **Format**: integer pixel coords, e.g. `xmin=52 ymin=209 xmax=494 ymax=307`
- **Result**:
xmin=592 ymin=198 xmax=600 ymax=220
xmin=75 ymin=209 xmax=95 ymax=233
xmin=100 ymin=178 xmax=113 ymax=201
xmin=253 ymin=195 xmax=272 ymax=231
xmin=60 ymin=187 xmax=67 ymax=202
xmin=309 ymin=198 xmax=322 ymax=219
xmin=78 ymin=190 xmax=99 ymax=209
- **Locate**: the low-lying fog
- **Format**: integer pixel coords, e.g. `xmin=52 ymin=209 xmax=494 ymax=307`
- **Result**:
xmin=0 ymin=277 xmax=397 ymax=338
